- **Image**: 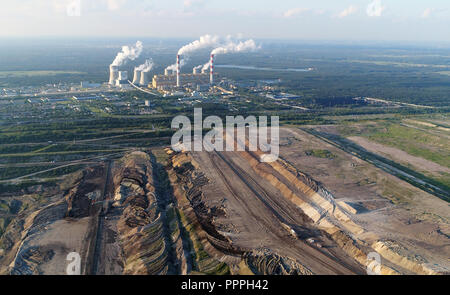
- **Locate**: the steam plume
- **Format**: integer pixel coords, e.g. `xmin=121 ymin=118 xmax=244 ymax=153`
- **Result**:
xmin=178 ymin=34 xmax=220 ymax=55
xmin=111 ymin=41 xmax=144 ymax=67
xmin=195 ymin=38 xmax=260 ymax=72
xmin=211 ymin=39 xmax=259 ymax=55
xmin=166 ymin=34 xmax=220 ymax=71
xmin=135 ymin=59 xmax=153 ymax=72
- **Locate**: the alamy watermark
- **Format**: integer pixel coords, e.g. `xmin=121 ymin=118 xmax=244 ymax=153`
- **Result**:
xmin=366 ymin=252 xmax=382 ymax=275
xmin=67 ymin=0 xmax=81 ymax=17
xmin=171 ymin=108 xmax=280 ymax=162
xmin=66 ymin=252 xmax=81 ymax=275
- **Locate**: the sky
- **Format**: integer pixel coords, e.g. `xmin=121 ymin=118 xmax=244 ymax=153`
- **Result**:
xmin=1 ymin=0 xmax=449 ymax=43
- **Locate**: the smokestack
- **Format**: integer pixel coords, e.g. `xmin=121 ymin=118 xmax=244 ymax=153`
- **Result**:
xmin=140 ymin=71 xmax=150 ymax=86
xmin=132 ymin=69 xmax=141 ymax=85
xmin=176 ymin=54 xmax=181 ymax=87
xmin=210 ymin=54 xmax=214 ymax=85
xmin=109 ymin=65 xmax=119 ymax=85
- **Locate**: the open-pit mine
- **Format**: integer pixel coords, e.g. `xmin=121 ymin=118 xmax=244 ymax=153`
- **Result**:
xmin=0 ymin=127 xmax=448 ymax=275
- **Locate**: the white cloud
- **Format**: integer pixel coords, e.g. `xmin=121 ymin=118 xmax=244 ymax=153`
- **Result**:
xmin=184 ymin=0 xmax=205 ymax=9
xmin=338 ymin=5 xmax=358 ymax=18
xmin=366 ymin=0 xmax=385 ymax=17
xmin=106 ymin=0 xmax=127 ymax=11
xmin=283 ymin=8 xmax=309 ymax=18
xmin=421 ymin=8 xmax=435 ymax=18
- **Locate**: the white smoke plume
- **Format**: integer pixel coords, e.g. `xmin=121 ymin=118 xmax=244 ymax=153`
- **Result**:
xmin=166 ymin=34 xmax=220 ymax=71
xmin=135 ymin=59 xmax=153 ymax=72
xmin=201 ymin=62 xmax=210 ymax=71
xmin=111 ymin=41 xmax=144 ymax=67
xmin=178 ymin=34 xmax=220 ymax=55
xmin=166 ymin=59 xmax=187 ymax=71
xmin=195 ymin=38 xmax=260 ymax=72
xmin=211 ymin=39 xmax=259 ymax=55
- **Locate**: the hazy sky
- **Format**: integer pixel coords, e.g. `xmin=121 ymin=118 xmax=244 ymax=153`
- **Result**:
xmin=1 ymin=0 xmax=449 ymax=42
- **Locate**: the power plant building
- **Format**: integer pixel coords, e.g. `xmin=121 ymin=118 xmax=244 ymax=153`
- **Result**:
xmin=152 ymin=73 xmax=215 ymax=90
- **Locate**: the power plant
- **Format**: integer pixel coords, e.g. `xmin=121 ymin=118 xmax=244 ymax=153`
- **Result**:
xmin=151 ymin=54 xmax=218 ymax=90
xmin=152 ymin=73 xmax=213 ymax=90
xmin=108 ymin=53 xmax=220 ymax=90
xmin=107 ymin=36 xmax=258 ymax=90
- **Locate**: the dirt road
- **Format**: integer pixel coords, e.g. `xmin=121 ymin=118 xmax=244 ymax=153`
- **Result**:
xmin=192 ymin=150 xmax=365 ymax=274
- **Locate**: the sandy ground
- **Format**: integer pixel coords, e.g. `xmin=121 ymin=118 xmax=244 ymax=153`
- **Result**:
xmin=191 ymin=150 xmax=365 ymax=274
xmin=95 ymin=209 xmax=124 ymax=275
xmin=17 ymin=217 xmax=94 ymax=275
xmin=348 ymin=136 xmax=450 ymax=175
xmin=280 ymin=128 xmax=450 ymax=273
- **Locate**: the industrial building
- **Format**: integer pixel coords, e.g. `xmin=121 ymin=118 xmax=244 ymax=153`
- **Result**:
xmin=152 ymin=73 xmax=215 ymax=90
xmin=153 ymin=54 xmax=217 ymax=90
xmin=108 ymin=53 xmax=217 ymax=90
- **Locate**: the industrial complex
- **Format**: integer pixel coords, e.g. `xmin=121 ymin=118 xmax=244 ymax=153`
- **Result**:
xmin=108 ymin=53 xmax=218 ymax=92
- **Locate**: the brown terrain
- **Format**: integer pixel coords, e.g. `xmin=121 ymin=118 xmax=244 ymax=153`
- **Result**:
xmin=0 ymin=127 xmax=448 ymax=275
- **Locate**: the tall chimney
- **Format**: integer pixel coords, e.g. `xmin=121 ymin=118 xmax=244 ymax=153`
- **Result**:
xmin=210 ymin=54 xmax=215 ymax=85
xmin=109 ymin=65 xmax=119 ymax=85
xmin=176 ymin=54 xmax=181 ymax=87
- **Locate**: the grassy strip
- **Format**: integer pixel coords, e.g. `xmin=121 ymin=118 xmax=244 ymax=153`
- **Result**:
xmin=0 ymin=149 xmax=128 ymax=158
xmin=304 ymin=128 xmax=450 ymax=202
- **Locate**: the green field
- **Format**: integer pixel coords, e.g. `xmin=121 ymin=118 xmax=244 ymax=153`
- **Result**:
xmin=340 ymin=121 xmax=450 ymax=168
xmin=0 ymin=70 xmax=85 ymax=78
xmin=345 ymin=59 xmax=450 ymax=69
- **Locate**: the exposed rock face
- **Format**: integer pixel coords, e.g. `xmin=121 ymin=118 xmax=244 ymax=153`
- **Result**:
xmin=168 ymin=152 xmax=317 ymax=275
xmin=1 ymin=166 xmax=104 ymax=275
xmin=244 ymin=252 xmax=313 ymax=275
xmin=113 ymin=152 xmax=171 ymax=275
xmin=173 ymin=163 xmax=239 ymax=255
xmin=10 ymin=247 xmax=55 ymax=275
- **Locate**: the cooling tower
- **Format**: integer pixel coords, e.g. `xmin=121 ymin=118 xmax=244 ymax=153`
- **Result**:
xmin=118 ymin=71 xmax=128 ymax=81
xmin=176 ymin=54 xmax=180 ymax=87
xmin=132 ymin=69 xmax=142 ymax=84
xmin=109 ymin=65 xmax=119 ymax=85
xmin=210 ymin=54 xmax=215 ymax=84
xmin=140 ymin=71 xmax=150 ymax=86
